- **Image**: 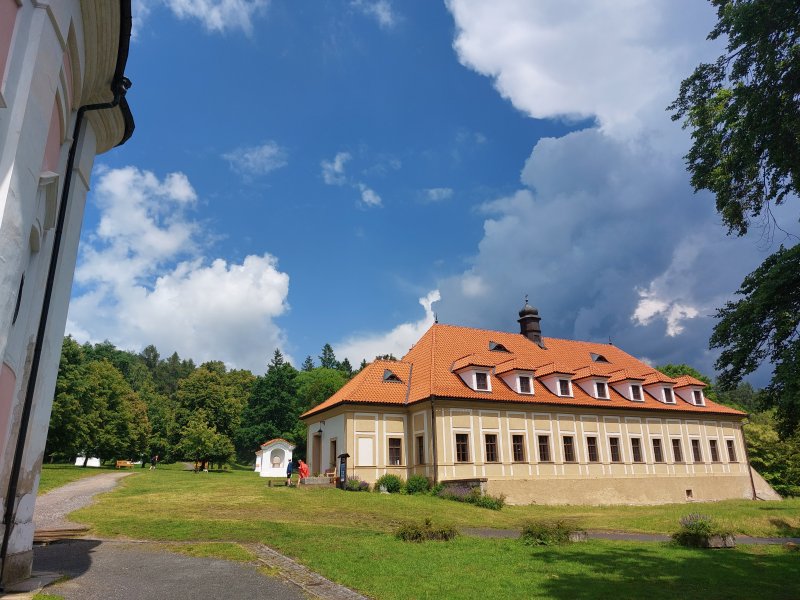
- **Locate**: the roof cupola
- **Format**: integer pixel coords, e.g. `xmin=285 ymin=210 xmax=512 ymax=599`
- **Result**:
xmin=518 ymin=295 xmax=545 ymax=348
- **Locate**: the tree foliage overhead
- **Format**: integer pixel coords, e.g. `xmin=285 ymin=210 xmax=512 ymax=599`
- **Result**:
xmin=669 ymin=0 xmax=800 ymax=236
xmin=710 ymin=245 xmax=800 ymax=435
xmin=670 ymin=0 xmax=800 ymax=438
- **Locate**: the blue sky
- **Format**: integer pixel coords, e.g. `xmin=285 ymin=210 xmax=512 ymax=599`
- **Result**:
xmin=67 ymin=1 xmax=797 ymax=383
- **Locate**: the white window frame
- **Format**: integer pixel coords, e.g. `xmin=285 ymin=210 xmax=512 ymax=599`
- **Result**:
xmin=692 ymin=389 xmax=704 ymax=406
xmin=662 ymin=386 xmax=675 ymax=404
xmin=518 ymin=375 xmax=533 ymax=395
xmin=557 ymin=378 xmax=573 ymax=397
xmin=595 ymin=381 xmax=609 ymax=399
xmin=474 ymin=370 xmax=491 ymax=392
xmin=630 ymin=384 xmax=643 ymax=402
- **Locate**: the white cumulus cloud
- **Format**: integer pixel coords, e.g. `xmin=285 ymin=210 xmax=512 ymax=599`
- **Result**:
xmin=321 ymin=152 xmax=351 ymax=185
xmin=336 ymin=290 xmax=440 ymax=364
xmin=358 ymin=183 xmax=383 ymax=208
xmin=424 ymin=187 xmax=454 ymax=203
xmin=69 ymin=166 xmax=291 ymax=372
xmin=321 ymin=151 xmax=383 ymax=208
xmin=223 ymin=141 xmax=288 ymax=178
xmin=435 ymin=1 xmax=774 ymax=379
xmin=132 ymin=0 xmax=268 ymax=36
xmin=352 ymin=0 xmax=397 ymax=29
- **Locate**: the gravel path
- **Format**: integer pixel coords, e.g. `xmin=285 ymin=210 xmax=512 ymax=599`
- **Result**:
xmin=34 ymin=471 xmax=134 ymax=530
xmin=22 ymin=472 xmax=365 ymax=600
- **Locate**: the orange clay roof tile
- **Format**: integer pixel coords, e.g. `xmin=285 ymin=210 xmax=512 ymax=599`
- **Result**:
xmin=642 ymin=371 xmax=679 ymax=386
xmin=260 ymin=438 xmax=295 ymax=448
xmin=673 ymin=375 xmax=708 ymax=388
xmin=301 ymin=324 xmax=743 ymax=419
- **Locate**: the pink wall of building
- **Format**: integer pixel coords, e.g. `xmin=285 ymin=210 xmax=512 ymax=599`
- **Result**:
xmin=0 ymin=0 xmax=19 ymax=91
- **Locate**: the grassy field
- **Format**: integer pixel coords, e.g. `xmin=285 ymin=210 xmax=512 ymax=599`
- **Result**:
xmin=57 ymin=468 xmax=800 ymax=599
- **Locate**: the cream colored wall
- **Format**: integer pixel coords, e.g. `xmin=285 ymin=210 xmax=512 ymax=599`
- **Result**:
xmin=318 ymin=402 xmax=752 ymax=505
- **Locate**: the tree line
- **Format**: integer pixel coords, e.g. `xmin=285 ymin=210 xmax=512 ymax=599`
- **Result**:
xmin=46 ymin=338 xmax=355 ymax=467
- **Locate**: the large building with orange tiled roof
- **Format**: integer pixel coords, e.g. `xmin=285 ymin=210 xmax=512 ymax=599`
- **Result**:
xmin=301 ymin=302 xmax=763 ymax=505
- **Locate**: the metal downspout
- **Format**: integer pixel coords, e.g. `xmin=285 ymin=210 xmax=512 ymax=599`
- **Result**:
xmin=431 ymin=396 xmax=438 ymax=485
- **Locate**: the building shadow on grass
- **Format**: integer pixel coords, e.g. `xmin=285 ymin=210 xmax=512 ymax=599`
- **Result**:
xmin=531 ymin=542 xmax=800 ymax=600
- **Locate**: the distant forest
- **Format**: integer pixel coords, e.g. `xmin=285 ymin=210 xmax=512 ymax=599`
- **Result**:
xmin=46 ymin=337 xmax=360 ymax=468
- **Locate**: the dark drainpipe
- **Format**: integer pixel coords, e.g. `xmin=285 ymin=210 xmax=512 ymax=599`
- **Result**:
xmin=1 ymin=2 xmax=133 ymax=585
xmin=430 ymin=396 xmax=438 ymax=485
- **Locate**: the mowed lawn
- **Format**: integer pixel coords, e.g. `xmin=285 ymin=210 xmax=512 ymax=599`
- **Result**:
xmin=46 ymin=467 xmax=800 ymax=599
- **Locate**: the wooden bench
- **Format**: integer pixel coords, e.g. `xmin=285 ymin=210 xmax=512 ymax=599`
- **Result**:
xmin=115 ymin=460 xmax=134 ymax=469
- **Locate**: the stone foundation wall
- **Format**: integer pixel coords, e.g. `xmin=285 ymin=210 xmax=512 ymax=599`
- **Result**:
xmin=486 ymin=474 xmax=756 ymax=505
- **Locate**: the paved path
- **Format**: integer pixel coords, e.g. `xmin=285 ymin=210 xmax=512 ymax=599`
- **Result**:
xmin=3 ymin=471 xmax=367 ymax=600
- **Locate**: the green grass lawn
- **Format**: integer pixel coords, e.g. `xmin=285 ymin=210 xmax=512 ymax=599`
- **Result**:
xmin=65 ymin=469 xmax=800 ymax=599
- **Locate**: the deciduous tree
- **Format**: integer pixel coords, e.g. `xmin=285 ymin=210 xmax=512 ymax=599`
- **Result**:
xmin=670 ymin=0 xmax=800 ymax=436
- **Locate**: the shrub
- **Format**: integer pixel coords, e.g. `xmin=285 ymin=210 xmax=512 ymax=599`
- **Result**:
xmin=344 ymin=477 xmax=370 ymax=492
xmin=395 ymin=518 xmax=458 ymax=542
xmin=435 ymin=484 xmax=505 ymax=510
xmin=672 ymin=513 xmax=731 ymax=547
xmin=472 ymin=492 xmax=505 ymax=510
xmin=375 ymin=474 xmax=404 ymax=493
xmin=406 ymin=475 xmax=431 ymax=494
xmin=520 ymin=520 xmax=579 ymax=546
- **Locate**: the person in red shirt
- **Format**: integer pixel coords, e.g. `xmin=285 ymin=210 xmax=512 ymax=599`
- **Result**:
xmin=298 ymin=459 xmax=309 ymax=482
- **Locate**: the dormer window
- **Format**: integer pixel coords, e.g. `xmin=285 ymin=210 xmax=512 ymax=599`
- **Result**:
xmin=663 ymin=387 xmax=675 ymax=404
xmin=692 ymin=390 xmax=703 ymax=405
xmin=631 ymin=384 xmax=642 ymax=401
xmin=590 ymin=353 xmax=610 ymax=363
xmin=558 ymin=379 xmax=572 ymax=397
xmin=383 ymin=369 xmax=402 ymax=383
xmin=475 ymin=372 xmax=489 ymax=391
xmin=519 ymin=376 xmax=532 ymax=394
xmin=595 ymin=381 xmax=609 ymax=399
xmin=488 ymin=341 xmax=510 ymax=352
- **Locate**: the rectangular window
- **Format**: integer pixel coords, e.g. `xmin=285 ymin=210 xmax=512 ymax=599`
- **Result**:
xmin=519 ymin=376 xmax=532 ymax=394
xmin=652 ymin=438 xmax=664 ymax=463
xmin=709 ymin=439 xmax=720 ymax=462
xmin=475 ymin=372 xmax=489 ymax=391
xmin=726 ymin=439 xmax=737 ymax=462
xmin=609 ymin=437 xmax=621 ymax=463
xmin=663 ymin=387 xmax=675 ymax=403
xmin=484 ymin=434 xmax=498 ymax=462
xmin=631 ymin=384 xmax=642 ymax=401
xmin=672 ymin=438 xmax=683 ymax=463
xmin=388 ymin=438 xmax=402 ymax=466
xmin=558 ymin=379 xmax=571 ymax=396
xmin=586 ymin=436 xmax=599 ymax=462
xmin=631 ymin=438 xmax=643 ymax=462
xmin=512 ymin=435 xmax=526 ymax=462
xmin=595 ymin=381 xmax=608 ymax=398
xmin=692 ymin=390 xmax=703 ymax=405
xmin=537 ymin=435 xmax=551 ymax=462
xmin=562 ymin=436 xmax=576 ymax=462
xmin=330 ymin=439 xmax=337 ymax=469
xmin=416 ymin=435 xmax=425 ymax=465
xmin=455 ymin=433 xmax=470 ymax=462
xmin=691 ymin=439 xmax=702 ymax=462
